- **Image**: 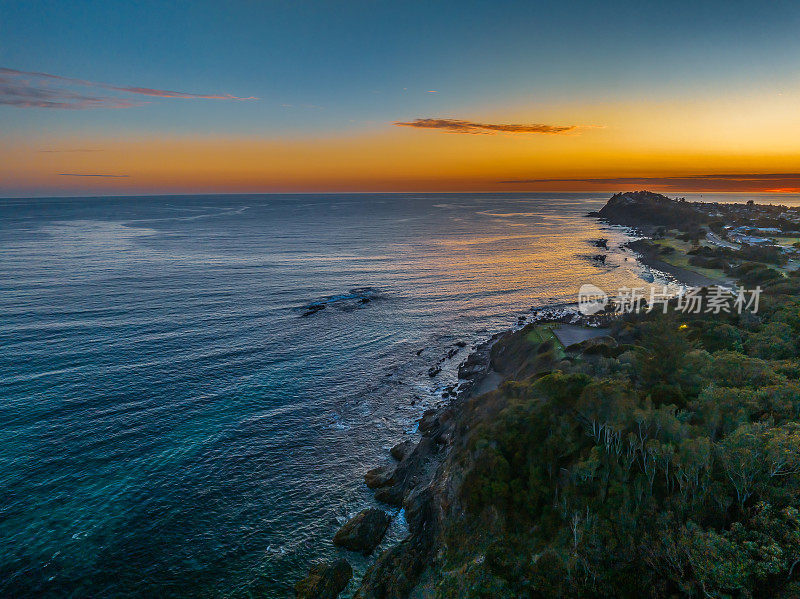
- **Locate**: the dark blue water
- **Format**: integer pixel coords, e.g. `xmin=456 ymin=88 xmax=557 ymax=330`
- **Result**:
xmin=0 ymin=193 xmax=669 ymax=597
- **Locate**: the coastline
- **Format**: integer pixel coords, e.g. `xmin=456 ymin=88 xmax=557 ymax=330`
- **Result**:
xmin=7 ymin=193 xmax=657 ymax=599
xmin=300 ymin=190 xmax=798 ymax=596
xmin=298 ymin=210 xmax=681 ymax=596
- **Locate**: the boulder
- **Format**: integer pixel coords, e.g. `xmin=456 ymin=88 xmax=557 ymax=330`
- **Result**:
xmin=390 ymin=440 xmax=415 ymax=461
xmin=458 ymin=350 xmax=487 ymax=379
xmin=364 ymin=465 xmax=395 ymax=489
xmin=294 ymin=559 xmax=352 ymax=599
xmin=302 ymin=303 xmax=326 ymax=317
xmin=374 ymin=484 xmax=405 ymax=506
xmin=333 ymin=508 xmax=391 ymax=555
xmin=374 ymin=436 xmax=439 ymax=506
xmin=418 ymin=410 xmax=439 ymax=435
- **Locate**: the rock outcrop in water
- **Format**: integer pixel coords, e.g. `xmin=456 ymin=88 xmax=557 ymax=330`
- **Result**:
xmin=299 ymin=287 xmax=382 ymax=317
xmin=294 ymin=559 xmax=352 ymax=599
xmin=426 ymin=365 xmax=441 ymax=377
xmin=333 ymin=508 xmax=391 ymax=555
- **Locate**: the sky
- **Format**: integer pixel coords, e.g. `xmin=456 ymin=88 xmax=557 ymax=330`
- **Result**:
xmin=1 ymin=0 xmax=799 ymax=196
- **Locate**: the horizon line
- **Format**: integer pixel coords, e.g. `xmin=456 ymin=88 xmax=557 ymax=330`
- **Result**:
xmin=2 ymin=189 xmax=800 ymax=201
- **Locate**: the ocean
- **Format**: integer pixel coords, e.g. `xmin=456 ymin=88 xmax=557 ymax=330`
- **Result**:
xmin=0 ymin=192 xmax=788 ymax=597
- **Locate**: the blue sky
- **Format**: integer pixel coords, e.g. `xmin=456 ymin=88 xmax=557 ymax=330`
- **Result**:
xmin=1 ymin=1 xmax=799 ymax=195
xmin=3 ymin=0 xmax=799 ymax=137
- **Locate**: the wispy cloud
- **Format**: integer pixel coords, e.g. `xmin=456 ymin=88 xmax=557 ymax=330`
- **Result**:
xmin=0 ymin=67 xmax=257 ymax=109
xmin=37 ymin=148 xmax=103 ymax=153
xmin=501 ymin=173 xmax=800 ymax=192
xmin=58 ymin=173 xmax=130 ymax=178
xmin=393 ymin=118 xmax=578 ymax=134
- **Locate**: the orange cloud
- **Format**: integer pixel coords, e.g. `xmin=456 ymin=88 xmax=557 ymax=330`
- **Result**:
xmin=393 ymin=118 xmax=578 ymax=134
xmin=502 ymin=173 xmax=800 ymax=191
xmin=58 ymin=173 xmax=130 ymax=178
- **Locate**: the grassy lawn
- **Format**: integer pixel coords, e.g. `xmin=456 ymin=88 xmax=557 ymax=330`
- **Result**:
xmin=526 ymin=325 xmax=566 ymax=359
xmin=652 ymin=235 xmax=696 ymax=252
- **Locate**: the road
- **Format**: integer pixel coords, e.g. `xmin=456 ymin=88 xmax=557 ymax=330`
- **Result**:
xmin=705 ymin=230 xmax=740 ymax=250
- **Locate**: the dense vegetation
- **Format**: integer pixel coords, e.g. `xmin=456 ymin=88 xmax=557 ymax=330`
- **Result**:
xmin=687 ymin=245 xmax=787 ymax=270
xmin=433 ymin=270 xmax=800 ymax=597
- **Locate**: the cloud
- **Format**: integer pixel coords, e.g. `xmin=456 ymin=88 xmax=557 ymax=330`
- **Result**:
xmin=0 ymin=67 xmax=257 ymax=109
xmin=37 ymin=148 xmax=102 ymax=153
xmin=58 ymin=173 xmax=130 ymax=177
xmin=0 ymin=78 xmax=143 ymax=108
xmin=501 ymin=173 xmax=800 ymax=192
xmin=393 ymin=118 xmax=578 ymax=134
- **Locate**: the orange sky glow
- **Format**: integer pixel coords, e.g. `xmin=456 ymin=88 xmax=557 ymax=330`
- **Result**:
xmin=3 ymin=91 xmax=799 ymax=196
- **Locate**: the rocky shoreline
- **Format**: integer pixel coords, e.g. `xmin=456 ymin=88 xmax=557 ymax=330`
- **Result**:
xmin=294 ymin=329 xmax=501 ymax=596
xmin=295 ymin=301 xmax=617 ymax=596
xmin=296 ymin=192 xmax=715 ymax=597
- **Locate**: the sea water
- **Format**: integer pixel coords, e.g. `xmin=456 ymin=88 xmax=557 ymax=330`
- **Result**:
xmin=2 ymin=192 xmax=782 ymax=597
